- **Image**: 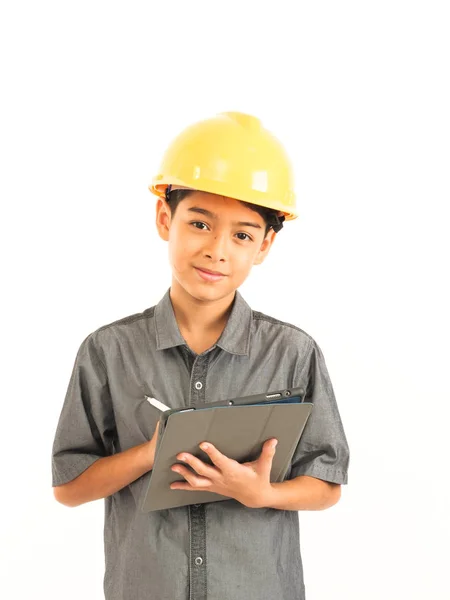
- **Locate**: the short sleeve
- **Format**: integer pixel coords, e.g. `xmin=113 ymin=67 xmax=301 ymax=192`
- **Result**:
xmin=288 ymin=339 xmax=350 ymax=484
xmin=51 ymin=333 xmax=117 ymax=487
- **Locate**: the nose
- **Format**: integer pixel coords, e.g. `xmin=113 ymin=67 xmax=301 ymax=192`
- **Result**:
xmin=203 ymin=232 xmax=228 ymax=262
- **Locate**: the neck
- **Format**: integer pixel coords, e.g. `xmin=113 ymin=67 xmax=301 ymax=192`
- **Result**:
xmin=169 ymin=279 xmax=235 ymax=334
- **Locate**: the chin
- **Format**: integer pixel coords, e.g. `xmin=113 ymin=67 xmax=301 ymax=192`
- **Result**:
xmin=183 ymin=279 xmax=234 ymax=303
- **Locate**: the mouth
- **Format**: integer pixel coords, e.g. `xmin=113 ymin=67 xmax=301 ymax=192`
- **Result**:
xmin=194 ymin=267 xmax=227 ymax=282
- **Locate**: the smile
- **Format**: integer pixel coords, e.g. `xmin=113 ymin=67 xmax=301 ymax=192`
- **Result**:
xmin=194 ymin=267 xmax=227 ymax=282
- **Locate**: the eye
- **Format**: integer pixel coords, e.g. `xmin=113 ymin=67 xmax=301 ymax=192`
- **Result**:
xmin=236 ymin=232 xmax=252 ymax=242
xmin=190 ymin=221 xmax=209 ymax=230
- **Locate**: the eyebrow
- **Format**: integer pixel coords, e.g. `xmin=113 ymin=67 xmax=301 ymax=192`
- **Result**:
xmin=187 ymin=206 xmax=262 ymax=229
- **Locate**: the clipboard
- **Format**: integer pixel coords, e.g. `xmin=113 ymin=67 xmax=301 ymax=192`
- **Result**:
xmin=140 ymin=387 xmax=312 ymax=512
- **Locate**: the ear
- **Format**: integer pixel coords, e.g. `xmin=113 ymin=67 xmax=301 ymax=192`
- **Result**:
xmin=253 ymin=228 xmax=277 ymax=266
xmin=155 ymin=197 xmax=172 ymax=241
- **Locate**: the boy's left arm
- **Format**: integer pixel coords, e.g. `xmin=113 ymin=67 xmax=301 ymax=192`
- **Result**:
xmin=262 ymin=475 xmax=341 ymax=511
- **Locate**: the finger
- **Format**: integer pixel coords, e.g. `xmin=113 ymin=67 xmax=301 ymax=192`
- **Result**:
xmin=258 ymin=439 xmax=277 ymax=473
xmin=171 ymin=465 xmax=212 ymax=489
xmin=176 ymin=452 xmax=218 ymax=479
xmin=170 ymin=481 xmax=212 ymax=491
xmin=260 ymin=439 xmax=278 ymax=456
xmin=171 ymin=478 xmax=212 ymax=490
xmin=266 ymin=439 xmax=278 ymax=456
xmin=170 ymin=481 xmax=194 ymax=491
xmin=199 ymin=442 xmax=234 ymax=471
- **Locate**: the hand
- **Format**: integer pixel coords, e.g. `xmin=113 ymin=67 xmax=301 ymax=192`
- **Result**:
xmin=170 ymin=438 xmax=278 ymax=509
xmin=146 ymin=421 xmax=161 ymax=470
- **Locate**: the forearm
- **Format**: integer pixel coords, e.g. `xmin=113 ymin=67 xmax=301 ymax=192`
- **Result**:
xmin=263 ymin=475 xmax=341 ymax=511
xmin=53 ymin=441 xmax=154 ymax=507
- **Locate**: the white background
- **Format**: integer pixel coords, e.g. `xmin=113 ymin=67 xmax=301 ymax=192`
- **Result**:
xmin=1 ymin=1 xmax=449 ymax=598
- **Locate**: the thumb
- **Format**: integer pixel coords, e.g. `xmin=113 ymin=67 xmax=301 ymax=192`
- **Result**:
xmin=262 ymin=439 xmax=278 ymax=460
xmin=257 ymin=439 xmax=277 ymax=477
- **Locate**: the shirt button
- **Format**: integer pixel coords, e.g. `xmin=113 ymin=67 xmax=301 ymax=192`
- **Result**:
xmin=195 ymin=557 xmax=203 ymax=566
xmin=194 ymin=381 xmax=203 ymax=390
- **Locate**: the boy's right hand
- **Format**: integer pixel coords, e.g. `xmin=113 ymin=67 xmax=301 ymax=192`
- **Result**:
xmin=146 ymin=421 xmax=161 ymax=470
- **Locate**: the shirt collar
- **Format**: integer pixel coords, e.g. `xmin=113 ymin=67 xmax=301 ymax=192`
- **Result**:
xmin=154 ymin=288 xmax=252 ymax=356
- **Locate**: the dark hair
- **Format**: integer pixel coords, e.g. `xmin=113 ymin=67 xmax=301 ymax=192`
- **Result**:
xmin=164 ymin=186 xmax=285 ymax=236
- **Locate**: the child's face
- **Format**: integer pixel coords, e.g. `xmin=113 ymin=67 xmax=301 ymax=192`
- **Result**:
xmin=156 ymin=190 xmax=277 ymax=303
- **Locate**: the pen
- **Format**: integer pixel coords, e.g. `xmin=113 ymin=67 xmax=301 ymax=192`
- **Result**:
xmin=145 ymin=396 xmax=171 ymax=412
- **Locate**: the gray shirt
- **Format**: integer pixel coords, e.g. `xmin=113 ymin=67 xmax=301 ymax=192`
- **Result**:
xmin=52 ymin=288 xmax=349 ymax=600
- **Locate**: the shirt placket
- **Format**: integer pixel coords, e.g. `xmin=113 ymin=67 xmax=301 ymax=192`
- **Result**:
xmin=188 ymin=350 xmax=211 ymax=600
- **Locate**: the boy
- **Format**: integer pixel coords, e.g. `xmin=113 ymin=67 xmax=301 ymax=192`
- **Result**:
xmin=52 ymin=111 xmax=350 ymax=600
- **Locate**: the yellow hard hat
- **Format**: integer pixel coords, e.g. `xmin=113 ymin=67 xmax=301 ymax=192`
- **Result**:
xmin=149 ymin=111 xmax=298 ymax=221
